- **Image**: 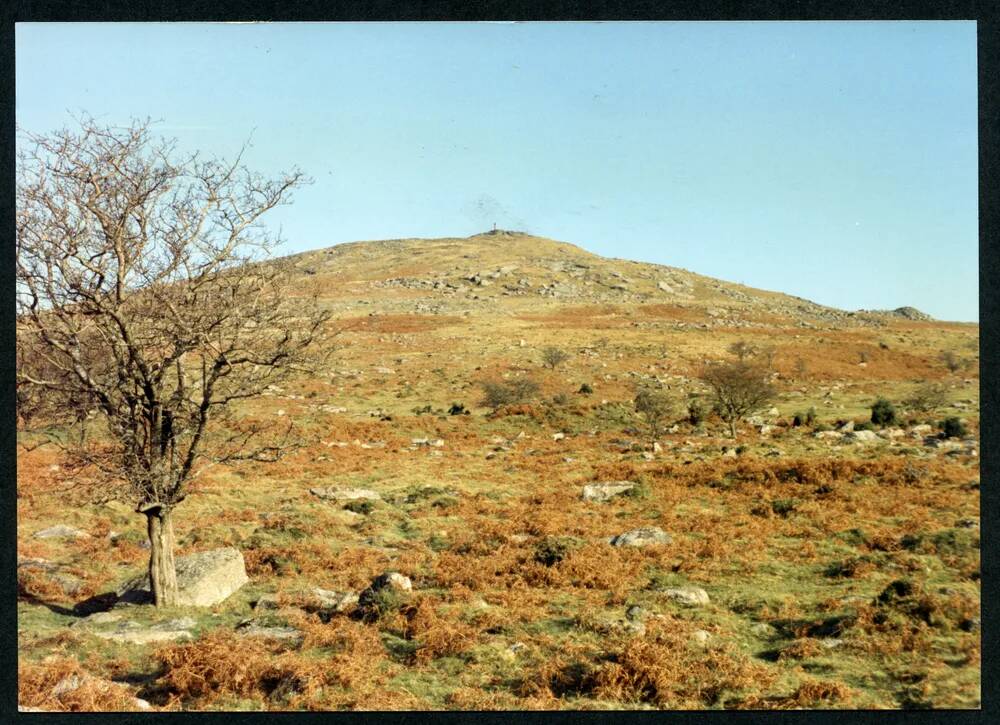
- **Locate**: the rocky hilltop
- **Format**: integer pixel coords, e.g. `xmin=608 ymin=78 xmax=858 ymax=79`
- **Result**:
xmin=279 ymin=230 xmax=934 ymax=330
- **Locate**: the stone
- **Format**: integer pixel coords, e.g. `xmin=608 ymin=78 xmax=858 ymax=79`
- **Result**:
xmin=751 ymin=622 xmax=777 ymax=638
xmin=911 ymin=424 xmax=933 ymax=436
xmin=117 ymin=547 xmax=249 ymax=607
xmin=609 ymin=527 xmax=672 ymax=547
xmin=838 ymin=421 xmax=855 ymax=432
xmin=33 ymin=525 xmax=91 ymax=540
xmin=237 ymin=622 xmax=305 ymax=645
xmin=310 ymin=487 xmax=381 ymax=502
xmin=92 ymin=617 xmax=195 ymax=644
xmin=582 ymin=481 xmax=635 ymax=502
xmin=690 ymin=629 xmax=712 ymax=645
xmin=625 ymin=605 xmax=649 ymax=622
xmin=312 ymin=587 xmax=359 ymax=613
xmin=814 ymin=431 xmax=843 ymax=440
xmin=850 ymin=430 xmax=880 ymax=443
xmin=49 ymin=673 xmax=152 ymax=710
xmin=656 ymin=586 xmax=710 ymax=607
xmin=253 ymin=593 xmax=282 ymax=611
xmin=552 ymin=432 xmax=566 ymax=441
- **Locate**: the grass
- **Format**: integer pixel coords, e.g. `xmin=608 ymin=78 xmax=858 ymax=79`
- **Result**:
xmin=16 ymin=233 xmax=979 ymax=711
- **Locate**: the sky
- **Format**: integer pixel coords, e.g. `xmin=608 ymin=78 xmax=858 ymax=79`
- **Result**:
xmin=16 ymin=21 xmax=978 ymax=321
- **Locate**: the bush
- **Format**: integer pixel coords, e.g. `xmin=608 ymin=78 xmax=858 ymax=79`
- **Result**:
xmin=634 ymin=388 xmax=673 ymax=445
xmin=447 ymin=402 xmax=469 ymax=415
xmin=578 ymin=383 xmax=594 ymax=395
xmin=687 ymin=400 xmax=705 ymax=426
xmin=870 ymin=398 xmax=896 ymax=427
xmin=792 ymin=407 xmax=817 ymax=428
xmin=903 ymin=383 xmax=947 ymax=413
xmin=939 ymin=417 xmax=967 ymax=439
xmin=478 ymin=378 xmax=540 ymax=411
xmin=541 ymin=346 xmax=570 ymax=370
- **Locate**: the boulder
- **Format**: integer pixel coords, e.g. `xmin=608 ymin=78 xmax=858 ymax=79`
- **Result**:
xmin=312 ymin=587 xmax=359 ymax=613
xmin=33 ymin=525 xmax=91 ymax=540
xmin=91 ymin=617 xmax=195 ymax=644
xmin=582 ymin=481 xmax=635 ymax=502
xmin=236 ymin=621 xmax=304 ymax=645
xmin=117 ymin=547 xmax=248 ymax=607
xmin=657 ymin=586 xmax=710 ymax=607
xmin=49 ymin=673 xmax=151 ymax=710
xmin=850 ymin=430 xmax=880 ymax=443
xmin=310 ymin=487 xmax=381 ymax=501
xmin=609 ymin=527 xmax=672 ymax=547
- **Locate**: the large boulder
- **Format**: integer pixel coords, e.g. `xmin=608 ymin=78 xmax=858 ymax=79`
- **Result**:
xmin=117 ymin=547 xmax=249 ymax=607
xmin=582 ymin=481 xmax=636 ymax=502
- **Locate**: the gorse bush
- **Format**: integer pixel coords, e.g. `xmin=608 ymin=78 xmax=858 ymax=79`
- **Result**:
xmin=939 ymin=417 xmax=967 ymax=439
xmin=687 ymin=400 xmax=706 ymax=426
xmin=870 ymin=398 xmax=897 ymax=427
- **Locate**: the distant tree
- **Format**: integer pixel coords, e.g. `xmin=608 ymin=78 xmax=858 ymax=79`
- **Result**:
xmin=16 ymin=117 xmax=329 ymax=606
xmin=727 ymin=340 xmax=758 ymax=362
xmin=701 ymin=361 xmax=776 ymax=438
xmin=634 ymin=387 xmax=673 ymax=448
xmin=541 ymin=346 xmax=570 ymax=370
xmin=759 ymin=345 xmax=777 ymax=370
xmin=940 ymin=350 xmax=965 ymax=374
xmin=478 ymin=378 xmax=540 ymax=412
xmin=903 ymin=383 xmax=948 ymax=414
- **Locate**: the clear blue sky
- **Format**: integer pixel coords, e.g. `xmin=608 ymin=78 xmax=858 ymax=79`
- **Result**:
xmin=16 ymin=21 xmax=978 ymax=321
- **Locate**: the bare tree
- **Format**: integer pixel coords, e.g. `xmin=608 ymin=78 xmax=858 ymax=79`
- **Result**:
xmin=16 ymin=117 xmax=331 ymax=606
xmin=634 ymin=387 xmax=673 ymax=449
xmin=701 ymin=361 xmax=776 ymax=438
xmin=727 ymin=340 xmax=757 ymax=362
xmin=541 ymin=346 xmax=570 ymax=370
xmin=939 ymin=350 xmax=965 ymax=374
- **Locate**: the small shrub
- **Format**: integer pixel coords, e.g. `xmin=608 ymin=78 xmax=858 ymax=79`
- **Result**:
xmin=939 ymin=417 xmax=967 ymax=439
xmin=551 ymin=392 xmax=570 ymax=407
xmin=870 ymin=398 xmax=897 ymax=427
xmin=771 ymin=499 xmax=798 ymax=517
xmin=343 ymin=500 xmax=374 ymax=516
xmin=533 ymin=536 xmax=580 ymax=566
xmin=447 ymin=402 xmax=469 ymax=415
xmin=578 ymin=383 xmax=594 ymax=395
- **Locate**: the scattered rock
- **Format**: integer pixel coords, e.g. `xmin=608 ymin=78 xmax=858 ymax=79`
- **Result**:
xmin=552 ymin=432 xmax=566 ymax=441
xmin=609 ymin=527 xmax=672 ymax=547
xmin=117 ymin=547 xmax=249 ymax=607
xmin=656 ymin=586 xmax=710 ymax=607
xmin=582 ymin=481 xmax=635 ymax=502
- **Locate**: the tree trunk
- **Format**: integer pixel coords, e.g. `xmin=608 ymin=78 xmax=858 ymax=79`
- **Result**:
xmin=146 ymin=508 xmax=179 ymax=607
xmin=729 ymin=419 xmax=737 ymax=438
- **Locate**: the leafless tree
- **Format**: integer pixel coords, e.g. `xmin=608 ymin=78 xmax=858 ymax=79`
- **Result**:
xmin=939 ymin=350 xmax=965 ymax=374
xmin=727 ymin=340 xmax=758 ymax=362
xmin=633 ymin=387 xmax=673 ymax=449
xmin=701 ymin=360 xmax=776 ymax=438
xmin=541 ymin=346 xmax=570 ymax=370
xmin=16 ymin=117 xmax=331 ymax=606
